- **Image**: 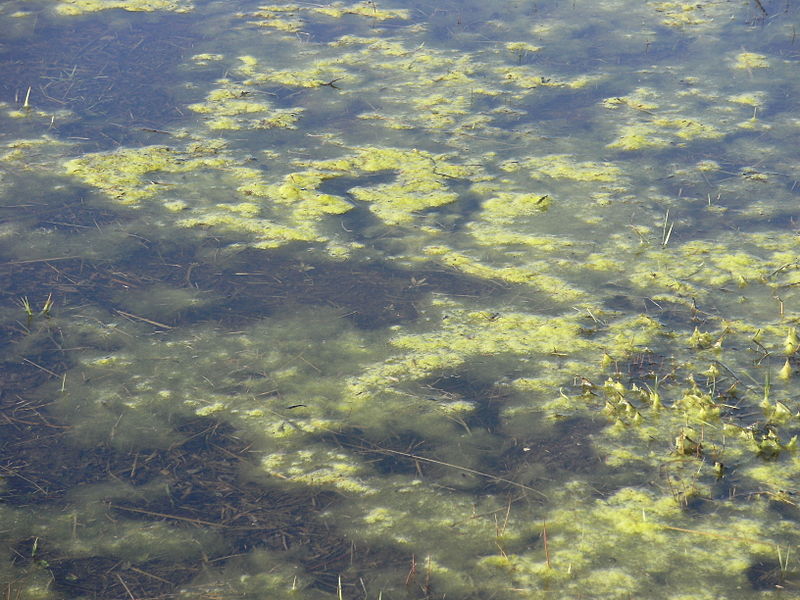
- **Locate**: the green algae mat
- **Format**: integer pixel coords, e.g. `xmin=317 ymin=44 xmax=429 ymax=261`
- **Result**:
xmin=1 ymin=0 xmax=800 ymax=598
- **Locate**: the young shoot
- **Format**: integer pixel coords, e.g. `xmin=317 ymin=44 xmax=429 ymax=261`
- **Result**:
xmin=41 ymin=293 xmax=54 ymax=318
xmin=19 ymin=296 xmax=34 ymax=325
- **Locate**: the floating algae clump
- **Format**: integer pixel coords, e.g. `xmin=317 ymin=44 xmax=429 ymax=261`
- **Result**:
xmin=471 ymin=191 xmax=551 ymax=225
xmin=733 ymin=51 xmax=770 ymax=70
xmin=650 ymin=1 xmax=710 ymax=28
xmin=57 ymin=307 xmax=376 ymax=450
xmin=247 ymin=1 xmax=409 ymax=34
xmin=61 ymin=141 xmax=353 ymax=250
xmin=604 ymin=104 xmax=722 ymax=150
xmin=423 ymin=244 xmax=586 ymax=302
xmin=347 ymin=301 xmax=591 ymax=398
xmin=54 ymin=0 xmax=192 ymax=15
xmin=63 ymin=144 xmax=229 ymax=205
xmin=1 ymin=136 xmax=72 ymax=169
xmin=538 ymin=486 xmax=778 ymax=596
xmin=246 ymin=4 xmax=305 ymax=33
xmin=61 ymin=138 xmax=482 ymax=251
xmin=502 ymin=154 xmax=624 ymax=183
xmin=261 ymin=446 xmax=374 ymax=494
xmin=309 ymin=1 xmax=410 ymax=21
xmin=176 ymin=549 xmax=325 ymax=599
xmin=188 ymin=85 xmax=303 ymax=130
xmin=233 ymin=54 xmax=348 ymax=89
xmin=302 ymin=146 xmax=479 ymax=225
xmin=626 ymin=235 xmax=773 ymax=304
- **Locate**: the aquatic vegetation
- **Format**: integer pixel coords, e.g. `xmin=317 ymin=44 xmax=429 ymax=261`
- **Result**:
xmin=423 ymin=245 xmax=587 ymax=301
xmin=63 ymin=144 xmax=230 ymax=205
xmin=53 ymin=0 xmax=193 ymax=15
xmin=733 ymin=51 xmax=770 ymax=70
xmin=481 ymin=482 xmax=784 ymax=597
xmin=188 ymin=85 xmax=304 ymax=130
xmin=502 ymin=154 xmax=624 ymax=183
xmin=5 ymin=0 xmax=800 ymax=597
xmin=650 ymin=1 xmax=710 ymax=28
xmin=246 ymin=5 xmax=305 ymax=33
xmin=247 ymin=2 xmax=409 ymax=35
xmin=176 ymin=549 xmax=325 ymax=599
xmin=602 ymin=86 xmax=724 ymax=150
xmin=309 ymin=2 xmax=410 ymax=21
xmin=0 ymin=136 xmax=72 ymax=169
xmin=190 ymin=52 xmax=224 ymax=65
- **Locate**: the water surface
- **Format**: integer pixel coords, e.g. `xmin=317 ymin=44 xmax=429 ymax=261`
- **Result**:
xmin=1 ymin=0 xmax=800 ymax=598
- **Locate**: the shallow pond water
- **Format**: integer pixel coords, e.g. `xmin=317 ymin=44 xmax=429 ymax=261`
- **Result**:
xmin=1 ymin=0 xmax=800 ymax=598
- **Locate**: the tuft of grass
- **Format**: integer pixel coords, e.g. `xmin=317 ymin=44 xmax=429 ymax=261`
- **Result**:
xmin=18 ymin=296 xmax=34 ymax=325
xmin=18 ymin=293 xmax=55 ymax=327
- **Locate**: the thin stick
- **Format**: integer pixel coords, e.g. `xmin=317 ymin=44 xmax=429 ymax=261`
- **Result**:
xmin=21 ymin=357 xmax=60 ymax=378
xmin=0 ymin=464 xmax=49 ymax=495
xmin=109 ymin=504 xmax=232 ymax=528
xmin=128 ymin=566 xmax=171 ymax=584
xmin=115 ymin=310 xmax=172 ymax=329
xmin=542 ymin=520 xmax=551 ymax=568
xmin=501 ymin=498 xmax=512 ymax=535
xmin=109 ymin=503 xmax=282 ymax=531
xmin=357 ymin=446 xmax=548 ymax=498
xmin=424 ymin=555 xmax=432 ymax=594
xmin=116 ymin=574 xmax=136 ymax=600
xmin=404 ymin=554 xmax=416 ymax=586
xmin=661 ymin=209 xmax=674 ymax=247
xmin=3 ymin=257 xmax=76 ymax=265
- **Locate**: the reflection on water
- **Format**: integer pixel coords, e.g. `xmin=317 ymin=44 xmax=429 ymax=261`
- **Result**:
xmin=2 ymin=0 xmax=800 ymax=598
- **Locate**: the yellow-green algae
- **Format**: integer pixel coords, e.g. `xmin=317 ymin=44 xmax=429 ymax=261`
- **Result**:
xmin=733 ymin=51 xmax=770 ymax=70
xmin=602 ymin=87 xmax=725 ymax=150
xmin=1 ymin=136 xmax=72 ymax=169
xmin=6 ymin=0 xmax=800 ymax=597
xmin=246 ymin=2 xmax=409 ymax=35
xmin=476 ymin=482 xmax=782 ymax=597
xmin=61 ymin=141 xmax=356 ymax=250
xmin=53 ymin=0 xmax=192 ymax=15
xmin=188 ymin=85 xmax=304 ymax=130
xmin=296 ymin=146 xmax=480 ymax=225
xmin=422 ymin=245 xmax=587 ymax=302
xmin=501 ymin=154 xmax=624 ymax=183
xmin=309 ymin=2 xmax=409 ymax=21
xmin=63 ymin=144 xmax=228 ymax=205
xmin=650 ymin=2 xmax=709 ymax=28
xmin=176 ymin=548 xmax=326 ymax=599
xmin=347 ymin=301 xmax=592 ymax=398
xmin=62 ymin=138 xmax=485 ymax=250
xmin=234 ymin=54 xmax=349 ymax=89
